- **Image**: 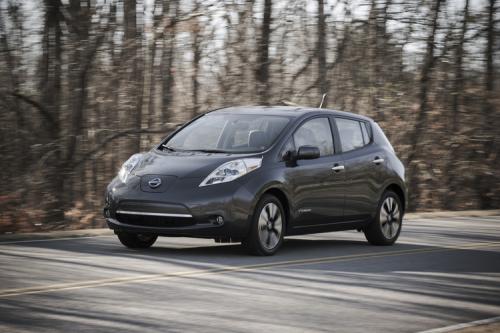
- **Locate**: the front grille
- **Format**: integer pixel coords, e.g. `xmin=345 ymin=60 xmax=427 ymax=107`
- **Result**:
xmin=116 ymin=213 xmax=196 ymax=228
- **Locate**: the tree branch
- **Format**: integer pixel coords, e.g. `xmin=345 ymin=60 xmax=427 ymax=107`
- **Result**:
xmin=7 ymin=91 xmax=59 ymax=130
xmin=71 ymin=125 xmax=180 ymax=168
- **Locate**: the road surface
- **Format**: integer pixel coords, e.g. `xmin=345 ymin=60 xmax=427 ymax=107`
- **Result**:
xmin=0 ymin=215 xmax=499 ymax=333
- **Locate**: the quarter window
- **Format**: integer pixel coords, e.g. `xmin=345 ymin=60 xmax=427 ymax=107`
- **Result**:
xmin=361 ymin=122 xmax=371 ymax=144
xmin=336 ymin=118 xmax=368 ymax=152
xmin=293 ymin=118 xmax=334 ymax=157
xmin=280 ymin=138 xmax=295 ymax=160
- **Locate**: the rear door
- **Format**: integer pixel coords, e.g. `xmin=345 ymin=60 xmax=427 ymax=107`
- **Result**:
xmin=284 ymin=116 xmax=346 ymax=228
xmin=333 ymin=117 xmax=383 ymax=221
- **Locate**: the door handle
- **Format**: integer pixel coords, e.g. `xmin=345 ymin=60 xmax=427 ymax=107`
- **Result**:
xmin=373 ymin=157 xmax=385 ymax=164
xmin=332 ymin=165 xmax=345 ymax=172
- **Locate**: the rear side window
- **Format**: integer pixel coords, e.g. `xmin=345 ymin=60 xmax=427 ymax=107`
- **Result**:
xmin=293 ymin=117 xmax=334 ymax=157
xmin=335 ymin=118 xmax=369 ymax=152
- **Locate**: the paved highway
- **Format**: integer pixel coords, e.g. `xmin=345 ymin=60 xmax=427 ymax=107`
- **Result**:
xmin=0 ymin=215 xmax=499 ymax=333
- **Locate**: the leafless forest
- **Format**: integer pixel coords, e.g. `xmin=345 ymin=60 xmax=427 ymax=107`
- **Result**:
xmin=0 ymin=0 xmax=498 ymax=232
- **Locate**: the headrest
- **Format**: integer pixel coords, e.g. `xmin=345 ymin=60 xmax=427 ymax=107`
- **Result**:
xmin=248 ymin=130 xmax=268 ymax=148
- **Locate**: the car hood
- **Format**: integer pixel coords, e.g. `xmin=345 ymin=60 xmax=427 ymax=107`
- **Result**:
xmin=132 ymin=150 xmax=258 ymax=178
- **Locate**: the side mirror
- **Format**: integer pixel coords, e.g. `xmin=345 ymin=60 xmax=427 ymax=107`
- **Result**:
xmin=297 ymin=146 xmax=320 ymax=160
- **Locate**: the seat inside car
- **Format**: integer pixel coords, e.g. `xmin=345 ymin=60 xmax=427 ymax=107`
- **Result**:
xmin=295 ymin=127 xmax=316 ymax=147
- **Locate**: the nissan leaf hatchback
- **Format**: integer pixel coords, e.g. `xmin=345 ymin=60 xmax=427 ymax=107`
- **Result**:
xmin=104 ymin=106 xmax=407 ymax=255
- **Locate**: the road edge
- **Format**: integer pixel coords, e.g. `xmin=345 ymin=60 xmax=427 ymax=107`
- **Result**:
xmin=0 ymin=209 xmax=498 ymax=242
xmin=405 ymin=209 xmax=500 ymax=220
xmin=418 ymin=316 xmax=500 ymax=333
xmin=0 ymin=228 xmax=113 ymax=243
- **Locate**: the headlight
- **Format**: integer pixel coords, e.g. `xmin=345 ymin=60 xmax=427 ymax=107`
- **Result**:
xmin=199 ymin=158 xmax=262 ymax=187
xmin=118 ymin=153 xmax=143 ymax=183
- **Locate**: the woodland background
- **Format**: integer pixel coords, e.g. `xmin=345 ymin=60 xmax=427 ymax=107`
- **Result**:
xmin=0 ymin=0 xmax=499 ymax=232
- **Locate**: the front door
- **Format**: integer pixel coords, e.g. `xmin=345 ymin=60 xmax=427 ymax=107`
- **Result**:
xmin=286 ymin=116 xmax=346 ymax=228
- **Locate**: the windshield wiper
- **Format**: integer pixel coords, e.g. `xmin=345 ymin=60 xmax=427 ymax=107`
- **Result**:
xmin=161 ymin=144 xmax=177 ymax=152
xmin=161 ymin=145 xmax=225 ymax=153
xmin=190 ymin=149 xmax=228 ymax=153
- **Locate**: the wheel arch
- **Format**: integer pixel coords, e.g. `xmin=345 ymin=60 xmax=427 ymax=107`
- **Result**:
xmin=248 ymin=182 xmax=292 ymax=234
xmin=384 ymin=183 xmax=406 ymax=214
xmin=263 ymin=188 xmax=290 ymax=228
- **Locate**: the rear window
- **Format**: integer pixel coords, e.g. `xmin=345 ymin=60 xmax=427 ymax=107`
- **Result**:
xmin=335 ymin=118 xmax=367 ymax=152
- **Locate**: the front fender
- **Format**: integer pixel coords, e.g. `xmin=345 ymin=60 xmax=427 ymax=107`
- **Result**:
xmin=239 ymin=166 xmax=292 ymax=224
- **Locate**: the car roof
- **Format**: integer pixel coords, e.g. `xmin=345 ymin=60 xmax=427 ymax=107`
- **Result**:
xmin=209 ymin=106 xmax=374 ymax=122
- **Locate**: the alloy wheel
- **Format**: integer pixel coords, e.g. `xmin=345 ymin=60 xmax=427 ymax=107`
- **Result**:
xmin=380 ymin=196 xmax=401 ymax=239
xmin=257 ymin=202 xmax=283 ymax=250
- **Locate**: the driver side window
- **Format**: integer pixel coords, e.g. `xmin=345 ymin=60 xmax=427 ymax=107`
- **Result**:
xmin=293 ymin=117 xmax=334 ymax=157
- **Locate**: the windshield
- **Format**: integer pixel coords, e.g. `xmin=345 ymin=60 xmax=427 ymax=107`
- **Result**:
xmin=162 ymin=114 xmax=291 ymax=153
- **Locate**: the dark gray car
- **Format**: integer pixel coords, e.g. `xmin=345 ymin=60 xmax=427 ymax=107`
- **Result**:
xmin=104 ymin=106 xmax=407 ymax=255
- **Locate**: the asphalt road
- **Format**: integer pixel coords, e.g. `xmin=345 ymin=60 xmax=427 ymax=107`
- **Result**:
xmin=0 ymin=215 xmax=499 ymax=333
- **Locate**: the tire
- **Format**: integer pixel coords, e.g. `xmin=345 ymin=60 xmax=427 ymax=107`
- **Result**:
xmin=244 ymin=194 xmax=285 ymax=256
xmin=117 ymin=232 xmax=158 ymax=249
xmin=364 ymin=191 xmax=403 ymax=245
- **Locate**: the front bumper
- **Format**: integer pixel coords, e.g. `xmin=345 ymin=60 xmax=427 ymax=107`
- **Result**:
xmin=104 ymin=175 xmax=255 ymax=239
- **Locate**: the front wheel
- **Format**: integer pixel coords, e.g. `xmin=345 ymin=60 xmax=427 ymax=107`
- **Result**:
xmin=364 ymin=191 xmax=403 ymax=245
xmin=243 ymin=194 xmax=285 ymax=256
xmin=117 ymin=232 xmax=158 ymax=249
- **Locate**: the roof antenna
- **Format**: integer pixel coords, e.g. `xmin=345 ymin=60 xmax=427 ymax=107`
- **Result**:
xmin=319 ymin=93 xmax=327 ymax=109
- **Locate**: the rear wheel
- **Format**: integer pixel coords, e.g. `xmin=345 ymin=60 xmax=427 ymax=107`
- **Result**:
xmin=117 ymin=232 xmax=158 ymax=249
xmin=364 ymin=191 xmax=403 ymax=245
xmin=244 ymin=194 xmax=285 ymax=256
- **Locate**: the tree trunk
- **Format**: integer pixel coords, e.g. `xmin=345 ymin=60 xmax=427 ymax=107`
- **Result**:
xmin=147 ymin=0 xmax=162 ymax=133
xmin=41 ymin=0 xmax=64 ymax=223
xmin=161 ymin=0 xmax=178 ymax=123
xmin=192 ymin=19 xmax=201 ymax=118
xmin=256 ymin=0 xmax=272 ymax=104
xmin=476 ymin=0 xmax=497 ymax=209
xmin=317 ymin=0 xmax=327 ymax=99
xmin=406 ymin=0 xmax=442 ymax=211
xmin=123 ymin=0 xmax=142 ymax=154
xmin=368 ymin=0 xmax=391 ymax=120
xmin=444 ymin=0 xmax=469 ymax=209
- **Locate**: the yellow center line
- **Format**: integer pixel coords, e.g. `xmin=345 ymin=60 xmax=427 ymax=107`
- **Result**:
xmin=1 ymin=241 xmax=499 ymax=298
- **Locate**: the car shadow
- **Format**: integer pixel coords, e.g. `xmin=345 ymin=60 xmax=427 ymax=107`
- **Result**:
xmin=0 ymin=235 xmax=437 ymax=278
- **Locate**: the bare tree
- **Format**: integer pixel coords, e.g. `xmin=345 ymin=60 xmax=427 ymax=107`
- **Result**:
xmin=476 ymin=0 xmax=497 ymax=208
xmin=123 ymin=0 xmax=143 ymax=154
xmin=161 ymin=0 xmax=178 ymax=122
xmin=406 ymin=0 xmax=443 ymax=209
xmin=40 ymin=0 xmax=64 ymax=223
xmin=256 ymin=0 xmax=272 ymax=104
xmin=444 ymin=0 xmax=469 ymax=209
xmin=191 ymin=7 xmax=202 ymax=117
xmin=317 ymin=0 xmax=328 ymax=99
